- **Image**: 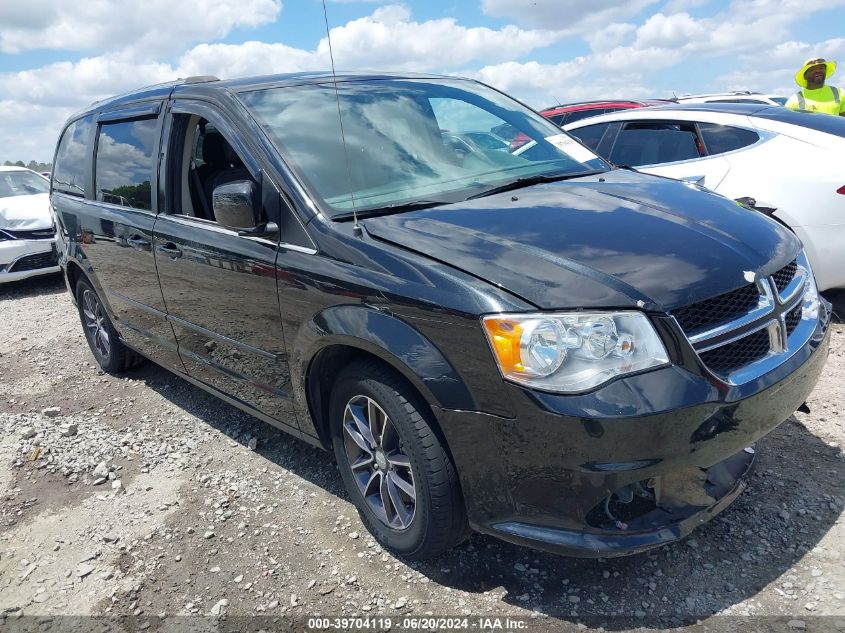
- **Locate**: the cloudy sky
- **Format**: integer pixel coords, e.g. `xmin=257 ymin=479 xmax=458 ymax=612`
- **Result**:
xmin=2 ymin=0 xmax=845 ymax=163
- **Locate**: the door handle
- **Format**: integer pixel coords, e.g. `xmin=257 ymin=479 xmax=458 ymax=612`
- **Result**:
xmin=156 ymin=242 xmax=183 ymax=259
xmin=126 ymin=235 xmax=151 ymax=250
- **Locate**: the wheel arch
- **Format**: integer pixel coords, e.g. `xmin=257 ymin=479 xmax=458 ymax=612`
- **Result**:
xmin=63 ymin=256 xmax=117 ymax=318
xmin=298 ymin=305 xmax=474 ymax=453
xmin=64 ymin=258 xmax=88 ymax=303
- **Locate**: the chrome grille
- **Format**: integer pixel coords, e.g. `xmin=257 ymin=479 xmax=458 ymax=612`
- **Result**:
xmin=784 ymin=304 xmax=802 ymax=336
xmin=699 ymin=329 xmax=771 ymax=374
xmin=672 ymin=254 xmax=815 ymax=383
xmin=671 ymin=283 xmax=759 ymax=333
xmin=772 ymin=260 xmax=797 ymax=293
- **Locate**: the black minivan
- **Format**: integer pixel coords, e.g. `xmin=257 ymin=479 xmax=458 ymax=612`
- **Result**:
xmin=50 ymin=72 xmax=831 ymax=560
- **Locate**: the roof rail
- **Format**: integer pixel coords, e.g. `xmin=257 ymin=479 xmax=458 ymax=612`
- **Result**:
xmin=184 ymin=75 xmax=220 ymax=84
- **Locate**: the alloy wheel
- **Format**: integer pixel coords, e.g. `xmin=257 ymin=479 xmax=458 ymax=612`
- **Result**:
xmin=342 ymin=394 xmax=417 ymax=529
xmin=81 ymin=289 xmax=110 ymax=358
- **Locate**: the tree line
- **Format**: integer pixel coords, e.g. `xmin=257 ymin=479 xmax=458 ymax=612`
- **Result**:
xmin=4 ymin=160 xmax=53 ymax=173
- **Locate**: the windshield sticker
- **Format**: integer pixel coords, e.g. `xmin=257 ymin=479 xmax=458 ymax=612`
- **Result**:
xmin=544 ymin=134 xmax=598 ymax=164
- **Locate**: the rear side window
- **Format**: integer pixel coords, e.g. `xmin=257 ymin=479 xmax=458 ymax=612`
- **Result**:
xmin=568 ymin=122 xmax=612 ymax=151
xmin=610 ymin=123 xmax=701 ymax=166
xmin=95 ymin=118 xmax=158 ymax=210
xmin=53 ymin=116 xmax=94 ymax=197
xmin=699 ymin=123 xmax=760 ymax=155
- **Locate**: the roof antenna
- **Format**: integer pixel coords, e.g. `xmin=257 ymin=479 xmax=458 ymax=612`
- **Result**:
xmin=322 ymin=0 xmax=362 ymax=237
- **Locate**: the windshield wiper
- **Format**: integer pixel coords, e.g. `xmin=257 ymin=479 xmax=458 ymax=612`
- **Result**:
xmin=332 ymin=199 xmax=448 ymax=221
xmin=466 ymin=170 xmax=606 ymax=200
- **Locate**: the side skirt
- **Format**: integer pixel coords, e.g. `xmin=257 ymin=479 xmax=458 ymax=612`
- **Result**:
xmin=120 ymin=339 xmax=327 ymax=451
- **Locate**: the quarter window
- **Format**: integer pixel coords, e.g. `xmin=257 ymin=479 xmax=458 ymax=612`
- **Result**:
xmin=699 ymin=123 xmax=759 ymax=155
xmin=609 ymin=122 xmax=702 ymax=166
xmin=95 ymin=118 xmax=158 ymax=210
xmin=53 ymin=115 xmax=95 ymax=197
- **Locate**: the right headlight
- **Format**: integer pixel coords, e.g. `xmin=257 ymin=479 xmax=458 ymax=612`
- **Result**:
xmin=799 ymin=252 xmax=820 ymax=320
xmin=482 ymin=311 xmax=670 ymax=393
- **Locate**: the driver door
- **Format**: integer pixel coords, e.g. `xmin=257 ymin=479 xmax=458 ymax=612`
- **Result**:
xmin=153 ymin=100 xmax=298 ymax=429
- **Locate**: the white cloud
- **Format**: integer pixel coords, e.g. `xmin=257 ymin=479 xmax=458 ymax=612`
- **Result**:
xmin=0 ymin=56 xmax=176 ymax=162
xmin=472 ymin=59 xmax=655 ymax=107
xmin=634 ymin=13 xmax=704 ymax=49
xmin=584 ymin=23 xmax=637 ymax=52
xmin=482 ymin=0 xmax=659 ymax=34
xmin=0 ymin=4 xmax=564 ymax=161
xmin=0 ymin=100 xmax=71 ymax=166
xmin=4 ymin=0 xmax=845 ymax=162
xmin=718 ymin=37 xmax=845 ymax=95
xmin=177 ymin=42 xmax=324 ymax=79
xmin=0 ymin=0 xmax=282 ymax=55
xmin=325 ymin=5 xmax=561 ymax=70
xmin=172 ymin=5 xmax=562 ymax=79
xmin=471 ymin=0 xmax=845 ymax=108
xmin=0 ymin=56 xmax=175 ymax=109
xmin=662 ymin=0 xmax=711 ymax=13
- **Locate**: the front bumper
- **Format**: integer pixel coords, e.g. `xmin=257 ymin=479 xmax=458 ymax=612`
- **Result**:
xmin=0 ymin=237 xmax=60 ymax=283
xmin=437 ymin=300 xmax=831 ymax=558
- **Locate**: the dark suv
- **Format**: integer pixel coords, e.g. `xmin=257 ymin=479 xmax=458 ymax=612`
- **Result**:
xmin=50 ymin=72 xmax=831 ymax=560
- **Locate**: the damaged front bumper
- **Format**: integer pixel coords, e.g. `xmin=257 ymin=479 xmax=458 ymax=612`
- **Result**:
xmin=436 ymin=299 xmax=831 ymax=558
xmin=491 ymin=446 xmax=756 ymax=558
xmin=0 ymin=235 xmax=60 ymax=283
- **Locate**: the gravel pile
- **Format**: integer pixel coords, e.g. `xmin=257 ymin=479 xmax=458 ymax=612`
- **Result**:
xmin=2 ymin=409 xmax=209 ymax=490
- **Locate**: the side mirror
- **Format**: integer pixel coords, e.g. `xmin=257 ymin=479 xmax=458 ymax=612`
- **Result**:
xmin=213 ymin=180 xmax=257 ymax=230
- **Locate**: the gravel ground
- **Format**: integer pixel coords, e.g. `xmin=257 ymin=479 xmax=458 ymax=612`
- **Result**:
xmin=0 ymin=275 xmax=843 ymax=632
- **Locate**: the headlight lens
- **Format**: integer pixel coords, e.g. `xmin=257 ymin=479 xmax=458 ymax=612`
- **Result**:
xmin=800 ymin=256 xmax=820 ymax=320
xmin=482 ymin=311 xmax=669 ymax=393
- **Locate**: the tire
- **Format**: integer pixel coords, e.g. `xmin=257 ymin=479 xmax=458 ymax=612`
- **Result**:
xmin=75 ymin=278 xmax=141 ymax=373
xmin=330 ymin=360 xmax=468 ymax=559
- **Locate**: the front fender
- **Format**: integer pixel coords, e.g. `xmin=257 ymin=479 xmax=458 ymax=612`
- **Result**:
xmin=294 ymin=304 xmax=475 ymax=413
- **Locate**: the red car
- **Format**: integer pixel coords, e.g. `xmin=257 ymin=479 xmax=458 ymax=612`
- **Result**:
xmin=540 ymin=99 xmax=670 ymax=126
xmin=504 ymin=100 xmax=668 ymax=151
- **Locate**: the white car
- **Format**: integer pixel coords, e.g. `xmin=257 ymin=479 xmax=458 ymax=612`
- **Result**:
xmin=674 ymin=91 xmax=786 ymax=106
xmin=0 ymin=166 xmax=60 ymax=283
xmin=564 ymin=103 xmax=845 ymax=290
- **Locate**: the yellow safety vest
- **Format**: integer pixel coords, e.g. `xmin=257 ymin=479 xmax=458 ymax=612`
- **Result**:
xmin=786 ymin=86 xmax=845 ymax=115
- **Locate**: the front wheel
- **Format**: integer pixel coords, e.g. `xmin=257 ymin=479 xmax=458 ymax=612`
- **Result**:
xmin=330 ymin=361 xmax=468 ymax=559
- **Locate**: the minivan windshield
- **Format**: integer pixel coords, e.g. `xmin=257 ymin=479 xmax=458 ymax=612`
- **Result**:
xmin=239 ymin=78 xmax=609 ymax=218
xmin=0 ymin=170 xmax=50 ymax=198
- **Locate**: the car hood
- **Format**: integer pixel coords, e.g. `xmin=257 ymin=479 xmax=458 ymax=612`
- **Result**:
xmin=0 ymin=193 xmax=53 ymax=231
xmin=363 ymin=170 xmax=801 ymax=311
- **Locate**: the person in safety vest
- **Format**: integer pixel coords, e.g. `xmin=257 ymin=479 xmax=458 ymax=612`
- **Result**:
xmin=785 ymin=57 xmax=845 ymax=116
